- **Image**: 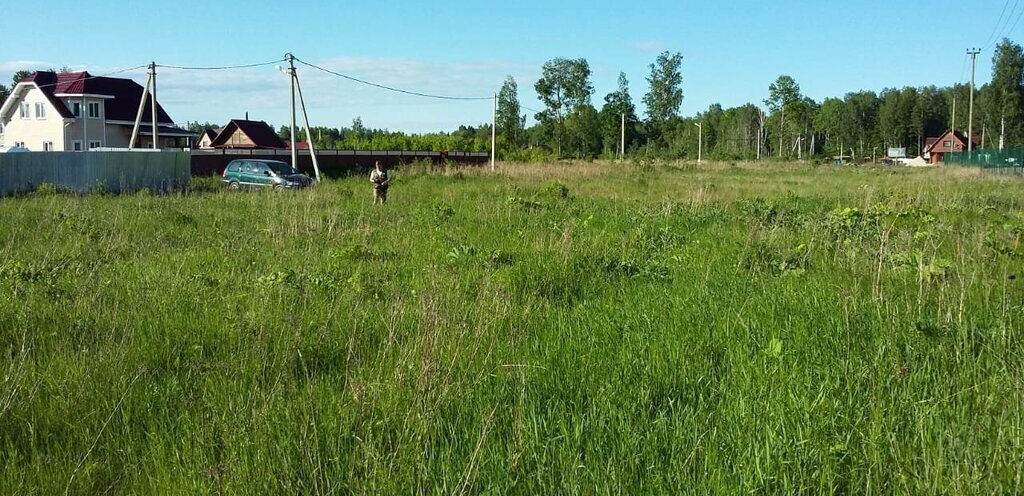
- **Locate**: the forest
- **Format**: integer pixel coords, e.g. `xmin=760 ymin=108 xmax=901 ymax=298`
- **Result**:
xmin=248 ymin=38 xmax=1024 ymax=162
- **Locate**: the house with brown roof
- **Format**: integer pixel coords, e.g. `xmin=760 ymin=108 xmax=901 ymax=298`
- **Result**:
xmin=924 ymin=130 xmax=981 ymax=164
xmin=195 ymin=129 xmax=220 ymax=149
xmin=208 ymin=119 xmax=287 ymax=149
xmin=0 ymin=70 xmax=192 ymax=151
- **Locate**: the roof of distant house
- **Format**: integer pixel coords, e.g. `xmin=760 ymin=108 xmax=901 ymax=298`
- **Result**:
xmin=925 ymin=130 xmax=980 ymax=153
xmin=208 ymin=119 xmax=287 ymax=149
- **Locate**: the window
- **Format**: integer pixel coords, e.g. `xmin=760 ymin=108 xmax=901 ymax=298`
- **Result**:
xmin=42 ymin=141 xmax=54 ymax=151
xmin=943 ymin=140 xmax=953 ymax=148
xmin=71 ymin=102 xmax=81 ymax=117
xmin=87 ymin=102 xmax=101 ymax=119
xmin=73 ymin=141 xmax=83 ymax=151
xmin=35 ymin=102 xmax=46 ymax=119
xmin=88 ymin=140 xmax=101 ymax=150
xmin=19 ymin=103 xmax=29 ymax=119
xmin=14 ymin=141 xmax=25 ymax=148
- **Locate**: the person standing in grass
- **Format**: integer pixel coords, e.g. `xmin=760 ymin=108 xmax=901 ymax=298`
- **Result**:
xmin=370 ymin=160 xmax=392 ymax=204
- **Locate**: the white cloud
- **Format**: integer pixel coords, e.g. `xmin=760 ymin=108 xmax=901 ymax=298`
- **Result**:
xmin=628 ymin=40 xmax=668 ymax=52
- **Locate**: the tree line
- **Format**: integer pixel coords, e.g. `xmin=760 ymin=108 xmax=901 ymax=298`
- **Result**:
xmin=276 ymin=117 xmax=492 ymax=153
xmin=489 ymin=38 xmax=1024 ymax=161
xmin=261 ymin=36 xmax=1021 ymax=161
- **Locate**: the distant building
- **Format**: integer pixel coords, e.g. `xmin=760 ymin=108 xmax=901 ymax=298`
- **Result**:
xmin=208 ymin=119 xmax=287 ymax=149
xmin=924 ymin=130 xmax=981 ymax=164
xmin=195 ymin=129 xmax=220 ymax=149
xmin=0 ymin=70 xmax=192 ymax=151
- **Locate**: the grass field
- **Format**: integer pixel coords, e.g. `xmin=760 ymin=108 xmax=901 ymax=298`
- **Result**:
xmin=1 ymin=161 xmax=1022 ymax=494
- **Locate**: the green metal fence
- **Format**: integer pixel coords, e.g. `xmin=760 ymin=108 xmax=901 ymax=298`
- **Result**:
xmin=0 ymin=151 xmax=190 ymax=195
xmin=945 ymin=147 xmax=1024 ymax=170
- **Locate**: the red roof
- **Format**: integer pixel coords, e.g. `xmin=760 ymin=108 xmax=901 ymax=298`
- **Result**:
xmin=209 ymin=119 xmax=287 ymax=149
xmin=18 ymin=70 xmax=174 ymax=124
xmin=18 ymin=72 xmax=74 ymax=118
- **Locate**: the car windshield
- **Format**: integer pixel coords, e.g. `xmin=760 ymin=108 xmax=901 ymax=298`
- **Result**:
xmin=267 ymin=162 xmax=296 ymax=175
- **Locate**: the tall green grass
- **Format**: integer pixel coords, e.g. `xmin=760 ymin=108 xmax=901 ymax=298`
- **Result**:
xmin=1 ymin=162 xmax=1022 ymax=494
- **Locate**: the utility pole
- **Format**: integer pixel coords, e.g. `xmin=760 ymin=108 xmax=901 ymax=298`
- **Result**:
xmin=694 ymin=122 xmax=703 ymax=163
xmin=1000 ymin=116 xmax=1006 ymax=151
xmin=951 ymin=96 xmax=957 ymax=136
xmin=950 ymin=95 xmax=957 ymax=162
xmin=129 ymin=63 xmax=154 ymax=150
xmin=967 ymin=48 xmax=980 ymax=158
xmin=620 ymin=112 xmax=626 ymax=160
xmin=287 ymin=53 xmax=298 ymax=169
xmin=150 ymin=62 xmax=159 ymax=150
xmin=757 ymin=109 xmax=765 ymax=161
xmin=82 ymin=95 xmax=87 ymax=153
xmin=490 ymin=92 xmax=496 ymax=171
xmin=292 ymin=67 xmax=322 ymax=182
xmin=779 ymin=103 xmax=785 ymax=159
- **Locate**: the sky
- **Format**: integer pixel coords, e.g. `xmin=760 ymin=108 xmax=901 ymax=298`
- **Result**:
xmin=1 ymin=1 xmax=1020 ymax=133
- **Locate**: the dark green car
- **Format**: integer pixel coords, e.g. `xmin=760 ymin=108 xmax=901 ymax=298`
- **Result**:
xmin=222 ymin=159 xmax=313 ymax=190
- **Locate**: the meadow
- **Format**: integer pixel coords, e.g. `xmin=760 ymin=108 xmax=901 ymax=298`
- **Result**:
xmin=1 ymin=160 xmax=1022 ymax=494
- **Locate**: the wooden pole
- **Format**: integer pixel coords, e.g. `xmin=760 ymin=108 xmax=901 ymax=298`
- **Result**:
xmin=150 ymin=62 xmax=159 ymax=149
xmin=293 ymin=70 xmax=322 ymax=182
xmin=620 ymin=112 xmax=626 ymax=159
xmin=287 ymin=53 xmax=298 ymax=169
xmin=490 ymin=93 xmax=497 ymax=171
xmin=967 ymin=48 xmax=980 ymax=158
xmin=129 ymin=69 xmax=152 ymax=150
xmin=82 ymin=95 xmax=87 ymax=152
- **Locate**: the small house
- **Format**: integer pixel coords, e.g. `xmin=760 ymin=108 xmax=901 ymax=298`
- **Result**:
xmin=924 ymin=130 xmax=981 ymax=164
xmin=208 ymin=119 xmax=286 ymax=149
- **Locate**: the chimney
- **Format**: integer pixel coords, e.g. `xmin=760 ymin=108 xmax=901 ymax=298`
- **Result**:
xmin=245 ymin=111 xmax=249 ymax=120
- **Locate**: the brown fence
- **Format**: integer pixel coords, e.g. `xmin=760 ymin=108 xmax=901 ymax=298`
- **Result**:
xmin=191 ymin=149 xmax=489 ymax=177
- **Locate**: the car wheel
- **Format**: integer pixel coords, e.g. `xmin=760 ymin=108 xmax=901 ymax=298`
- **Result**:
xmin=227 ymin=181 xmax=240 ymax=190
xmin=272 ymin=184 xmax=283 ymax=190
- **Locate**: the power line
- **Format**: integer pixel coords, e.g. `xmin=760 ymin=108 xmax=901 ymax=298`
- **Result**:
xmin=294 ymin=57 xmax=492 ymax=101
xmin=982 ymin=0 xmax=1013 ymax=49
xmin=155 ymin=59 xmax=285 ymax=70
xmin=987 ymin=0 xmax=1022 ymax=50
xmin=520 ymin=103 xmax=544 ymax=114
xmin=25 ymin=65 xmax=150 ymax=91
xmin=13 ymin=59 xmax=281 ymax=91
xmin=1001 ymin=4 xmax=1024 ymax=46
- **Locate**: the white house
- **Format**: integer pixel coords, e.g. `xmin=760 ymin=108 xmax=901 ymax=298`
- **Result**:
xmin=0 ymin=70 xmax=193 ymax=151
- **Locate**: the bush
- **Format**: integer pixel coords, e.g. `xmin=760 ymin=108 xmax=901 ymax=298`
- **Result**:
xmin=504 ymin=147 xmax=555 ymax=163
xmin=35 ymin=183 xmax=59 ymax=196
xmin=87 ymin=181 xmax=107 ymax=196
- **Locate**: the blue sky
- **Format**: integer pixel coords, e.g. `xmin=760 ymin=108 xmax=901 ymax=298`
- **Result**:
xmin=0 ymin=1 xmax=1018 ymax=133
